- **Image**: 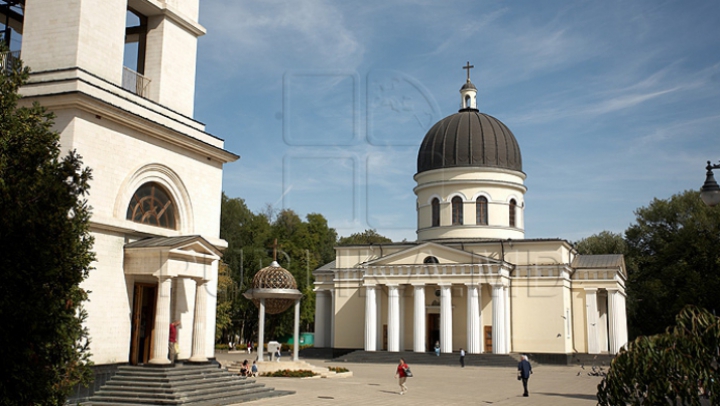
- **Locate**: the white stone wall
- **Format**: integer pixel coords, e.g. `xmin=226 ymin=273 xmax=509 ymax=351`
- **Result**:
xmin=22 ymin=0 xmax=126 ymax=85
xmin=80 ymin=231 xmax=133 ymax=364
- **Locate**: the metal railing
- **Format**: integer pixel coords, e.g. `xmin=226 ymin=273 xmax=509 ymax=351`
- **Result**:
xmin=122 ymin=66 xmax=151 ymax=98
xmin=0 ymin=50 xmax=21 ymax=73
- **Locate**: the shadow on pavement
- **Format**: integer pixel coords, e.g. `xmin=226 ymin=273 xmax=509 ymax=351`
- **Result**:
xmin=537 ymin=392 xmax=598 ymax=401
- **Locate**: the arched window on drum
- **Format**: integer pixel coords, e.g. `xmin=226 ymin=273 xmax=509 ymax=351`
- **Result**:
xmin=509 ymin=199 xmax=517 ymax=228
xmin=452 ymin=196 xmax=463 ymax=225
xmin=476 ymin=196 xmax=488 ymax=225
xmin=431 ymin=198 xmax=440 ymax=227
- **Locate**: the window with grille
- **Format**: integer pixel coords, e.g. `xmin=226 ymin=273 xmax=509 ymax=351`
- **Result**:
xmin=126 ymin=182 xmax=177 ymax=229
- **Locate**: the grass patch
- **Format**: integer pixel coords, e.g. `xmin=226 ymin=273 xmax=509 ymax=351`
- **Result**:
xmin=261 ymin=369 xmax=317 ymax=378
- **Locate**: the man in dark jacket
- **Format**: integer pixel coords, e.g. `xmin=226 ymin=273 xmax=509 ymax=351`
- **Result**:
xmin=517 ymin=355 xmax=532 ymax=397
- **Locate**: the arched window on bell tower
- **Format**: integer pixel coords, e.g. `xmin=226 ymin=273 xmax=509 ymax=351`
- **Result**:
xmin=509 ymin=199 xmax=517 ymax=228
xmin=476 ymin=196 xmax=488 ymax=225
xmin=126 ymin=182 xmax=177 ymax=230
xmin=452 ymin=196 xmax=463 ymax=225
xmin=431 ymin=198 xmax=440 ymax=227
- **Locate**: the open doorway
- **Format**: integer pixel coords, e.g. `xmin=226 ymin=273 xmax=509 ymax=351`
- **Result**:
xmin=426 ymin=313 xmax=440 ymax=351
xmin=129 ymin=283 xmax=156 ymax=365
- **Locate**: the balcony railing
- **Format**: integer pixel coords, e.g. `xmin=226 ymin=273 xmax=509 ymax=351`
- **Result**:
xmin=122 ymin=66 xmax=151 ymax=98
xmin=1 ymin=50 xmax=21 ymax=73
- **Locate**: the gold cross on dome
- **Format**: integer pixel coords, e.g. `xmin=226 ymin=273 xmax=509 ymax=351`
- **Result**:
xmin=269 ymin=238 xmax=281 ymax=261
xmin=463 ymin=61 xmax=474 ymax=81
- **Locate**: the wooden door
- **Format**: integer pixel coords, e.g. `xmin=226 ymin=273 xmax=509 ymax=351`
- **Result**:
xmin=484 ymin=326 xmax=493 ymax=353
xmin=382 ymin=325 xmax=388 ymax=351
xmin=129 ymin=284 xmax=156 ymax=364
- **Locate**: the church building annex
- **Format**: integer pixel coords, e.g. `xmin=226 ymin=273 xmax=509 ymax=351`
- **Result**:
xmin=313 ymin=64 xmax=628 ymax=360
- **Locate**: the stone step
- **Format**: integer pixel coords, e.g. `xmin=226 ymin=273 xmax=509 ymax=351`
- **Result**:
xmin=331 ymin=350 xmax=520 ymax=368
xmin=84 ymin=364 xmax=294 ymax=406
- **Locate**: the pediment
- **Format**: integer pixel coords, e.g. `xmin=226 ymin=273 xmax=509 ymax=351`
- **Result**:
xmin=125 ymin=235 xmax=222 ymax=260
xmin=364 ymin=242 xmax=500 ymax=267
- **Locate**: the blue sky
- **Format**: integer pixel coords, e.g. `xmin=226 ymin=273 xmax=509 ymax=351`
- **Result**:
xmin=193 ymin=0 xmax=720 ymax=242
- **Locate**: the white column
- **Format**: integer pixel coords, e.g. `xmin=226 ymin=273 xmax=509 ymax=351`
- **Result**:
xmin=466 ymin=284 xmax=481 ymax=354
xmin=413 ymin=285 xmax=426 ymax=353
xmin=257 ymin=298 xmax=266 ymax=362
xmin=440 ymin=284 xmax=452 ymax=353
xmin=585 ymin=288 xmax=599 ymax=354
xmin=189 ymin=279 xmax=208 ymax=362
xmin=376 ymin=288 xmax=382 ymax=350
xmin=365 ymin=286 xmax=377 ymax=351
xmin=293 ymin=299 xmax=300 ymax=361
xmin=149 ymin=276 xmax=172 ymax=364
xmin=387 ymin=286 xmax=400 ymax=352
xmin=504 ymin=285 xmax=511 ymax=353
xmin=608 ymin=289 xmax=628 ymax=354
xmin=598 ymin=292 xmax=609 ymax=352
xmin=492 ymin=284 xmax=506 ymax=354
xmin=314 ymin=290 xmax=327 ymax=348
xmin=330 ymin=288 xmax=336 ymax=348
xmin=399 ymin=286 xmax=406 ymax=352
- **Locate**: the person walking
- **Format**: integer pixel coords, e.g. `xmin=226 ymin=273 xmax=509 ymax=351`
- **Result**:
xmin=517 ymin=355 xmax=533 ymax=397
xmin=395 ymin=358 xmax=410 ymax=395
xmin=168 ymin=320 xmax=180 ymax=364
xmin=434 ymin=341 xmax=440 ymax=356
xmin=459 ymin=348 xmax=465 ymax=367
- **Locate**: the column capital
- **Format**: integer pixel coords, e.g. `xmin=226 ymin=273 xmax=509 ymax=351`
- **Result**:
xmin=411 ymin=283 xmax=426 ymax=288
xmin=584 ymin=287 xmax=599 ymax=293
xmin=437 ymin=283 xmax=452 ymax=287
xmin=464 ymin=282 xmax=481 ymax=287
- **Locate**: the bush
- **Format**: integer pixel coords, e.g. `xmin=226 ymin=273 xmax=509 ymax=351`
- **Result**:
xmin=328 ymin=366 xmax=349 ymax=373
xmin=261 ymin=369 xmax=317 ymax=378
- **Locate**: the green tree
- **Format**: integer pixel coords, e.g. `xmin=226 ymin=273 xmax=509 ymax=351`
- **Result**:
xmin=575 ymin=230 xmax=626 ymax=255
xmin=625 ymin=190 xmax=720 ymax=337
xmin=0 ymin=51 xmax=94 ymax=405
xmin=597 ymin=306 xmax=720 ymax=405
xmin=217 ymin=198 xmax=339 ymax=346
xmin=338 ymin=229 xmax=392 ymax=245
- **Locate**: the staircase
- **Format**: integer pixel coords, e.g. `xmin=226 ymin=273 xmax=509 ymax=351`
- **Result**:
xmin=84 ymin=363 xmax=293 ymax=405
xmin=331 ymin=350 xmax=520 ymax=368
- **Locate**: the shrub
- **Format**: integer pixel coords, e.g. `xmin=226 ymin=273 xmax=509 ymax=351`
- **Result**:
xmin=328 ymin=366 xmax=349 ymax=373
xmin=261 ymin=369 xmax=317 ymax=378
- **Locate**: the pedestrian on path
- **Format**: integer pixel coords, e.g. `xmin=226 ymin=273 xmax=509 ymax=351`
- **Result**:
xmin=459 ymin=348 xmax=465 ymax=367
xmin=517 ymin=355 xmax=533 ymax=397
xmin=395 ymin=358 xmax=410 ymax=395
xmin=434 ymin=341 xmax=440 ymax=356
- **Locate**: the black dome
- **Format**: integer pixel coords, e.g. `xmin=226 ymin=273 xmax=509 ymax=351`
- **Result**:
xmin=417 ymin=110 xmax=522 ymax=174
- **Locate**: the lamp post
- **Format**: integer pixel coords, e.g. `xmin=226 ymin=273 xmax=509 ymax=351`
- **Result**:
xmin=700 ymin=161 xmax=720 ymax=207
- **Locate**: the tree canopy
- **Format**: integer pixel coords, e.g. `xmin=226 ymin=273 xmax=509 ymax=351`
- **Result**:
xmin=575 ymin=230 xmax=626 ymax=255
xmin=338 ymin=229 xmax=393 ymax=245
xmin=625 ymin=190 xmax=720 ymax=337
xmin=597 ymin=306 xmax=720 ymax=405
xmin=0 ymin=51 xmax=94 ymax=405
xmin=217 ymin=195 xmax=338 ymax=346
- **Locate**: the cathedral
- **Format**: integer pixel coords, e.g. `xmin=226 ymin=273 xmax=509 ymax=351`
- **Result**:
xmin=313 ymin=65 xmax=628 ymax=361
xmin=9 ymin=0 xmax=236 ymax=385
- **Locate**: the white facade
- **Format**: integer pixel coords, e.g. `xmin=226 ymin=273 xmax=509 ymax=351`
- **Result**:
xmin=17 ymin=0 xmax=237 ymax=366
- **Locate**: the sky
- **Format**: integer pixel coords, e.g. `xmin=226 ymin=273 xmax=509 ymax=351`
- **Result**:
xmin=193 ymin=0 xmax=720 ymax=243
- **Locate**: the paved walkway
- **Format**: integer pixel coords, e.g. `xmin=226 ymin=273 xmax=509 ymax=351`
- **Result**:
xmin=216 ymin=353 xmax=603 ymax=406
